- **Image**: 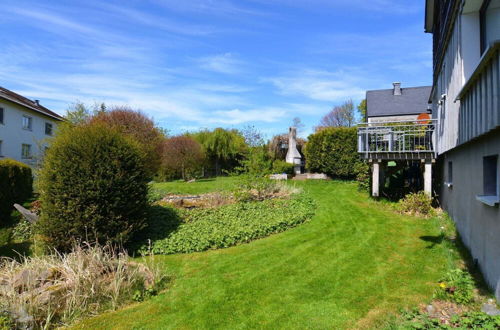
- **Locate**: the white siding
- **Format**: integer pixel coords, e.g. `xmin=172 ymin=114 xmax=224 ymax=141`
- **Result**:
xmin=0 ymin=99 xmax=60 ymax=165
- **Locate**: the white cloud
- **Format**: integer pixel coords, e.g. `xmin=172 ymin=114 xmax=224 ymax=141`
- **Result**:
xmin=266 ymin=70 xmax=366 ymax=102
xmin=208 ymin=108 xmax=286 ymax=124
xmin=197 ymin=53 xmax=243 ymax=74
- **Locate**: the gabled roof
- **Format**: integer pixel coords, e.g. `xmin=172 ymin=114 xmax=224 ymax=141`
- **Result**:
xmin=0 ymin=86 xmax=63 ymax=121
xmin=366 ymin=86 xmax=432 ymax=118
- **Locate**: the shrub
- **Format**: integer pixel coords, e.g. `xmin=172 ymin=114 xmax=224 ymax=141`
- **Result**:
xmin=434 ymin=269 xmax=475 ymax=304
xmin=137 ymin=196 xmax=315 ymax=255
xmin=0 ymin=159 xmax=33 ymax=222
xmin=0 ymin=243 xmax=165 ymax=329
xmin=272 ymin=160 xmax=294 ymax=175
xmin=304 ymin=127 xmax=362 ymax=179
xmin=37 ymin=124 xmax=149 ymax=251
xmin=397 ymin=191 xmax=434 ymax=216
xmin=353 ymin=162 xmax=370 ymax=192
xmin=90 ymin=108 xmax=166 ymax=178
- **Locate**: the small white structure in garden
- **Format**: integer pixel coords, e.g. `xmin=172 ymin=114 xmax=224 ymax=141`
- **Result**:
xmin=285 ymin=127 xmax=302 ymax=174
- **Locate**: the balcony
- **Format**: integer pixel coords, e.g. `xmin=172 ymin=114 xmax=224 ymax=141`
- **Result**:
xmin=357 ymin=119 xmax=437 ymax=160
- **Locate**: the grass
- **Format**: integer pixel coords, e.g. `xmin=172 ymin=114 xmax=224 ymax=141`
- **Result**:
xmin=72 ymin=178 xmax=457 ymax=329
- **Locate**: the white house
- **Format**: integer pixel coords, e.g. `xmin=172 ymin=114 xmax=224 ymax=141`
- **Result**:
xmin=0 ymin=86 xmax=63 ymax=166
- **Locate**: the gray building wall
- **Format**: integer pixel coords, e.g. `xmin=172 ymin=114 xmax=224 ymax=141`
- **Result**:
xmin=438 ymin=130 xmax=500 ymax=301
xmin=0 ymin=98 xmax=60 ymax=166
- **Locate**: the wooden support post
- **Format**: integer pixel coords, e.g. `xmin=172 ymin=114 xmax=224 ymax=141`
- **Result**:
xmin=372 ymin=160 xmax=380 ymax=197
xmin=424 ymin=159 xmax=432 ymax=196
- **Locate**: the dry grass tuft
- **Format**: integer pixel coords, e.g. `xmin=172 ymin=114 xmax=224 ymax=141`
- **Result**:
xmin=0 ymin=243 xmax=164 ymax=329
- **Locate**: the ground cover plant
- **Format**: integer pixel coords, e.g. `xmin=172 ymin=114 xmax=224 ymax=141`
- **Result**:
xmin=72 ymin=179 xmax=466 ymax=329
xmin=138 ymin=195 xmax=314 ymax=255
xmin=136 ymin=177 xmax=313 ymax=255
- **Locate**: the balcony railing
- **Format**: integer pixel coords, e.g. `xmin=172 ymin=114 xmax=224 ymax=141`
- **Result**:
xmin=357 ymin=119 xmax=436 ymax=159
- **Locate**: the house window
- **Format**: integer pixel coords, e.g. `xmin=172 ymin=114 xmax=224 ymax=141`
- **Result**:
xmin=21 ymin=144 xmax=32 ymax=159
xmin=0 ymin=108 xmax=4 ymax=124
xmin=483 ymin=155 xmax=498 ymax=196
xmin=446 ymin=161 xmax=453 ymax=187
xmin=45 ymin=122 xmax=53 ymax=135
xmin=22 ymin=115 xmax=32 ymax=130
xmin=477 ymin=155 xmax=499 ymax=206
xmin=480 ymin=0 xmax=500 ymax=54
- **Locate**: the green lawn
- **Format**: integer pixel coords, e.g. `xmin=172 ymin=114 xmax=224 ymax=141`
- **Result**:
xmin=73 ymin=178 xmax=454 ymax=329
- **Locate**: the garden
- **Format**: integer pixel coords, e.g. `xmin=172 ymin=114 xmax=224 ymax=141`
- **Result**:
xmin=0 ymin=105 xmax=498 ymax=329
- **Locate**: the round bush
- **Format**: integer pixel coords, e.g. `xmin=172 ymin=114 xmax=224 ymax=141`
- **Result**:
xmin=0 ymin=159 xmax=33 ymax=221
xmin=37 ymin=124 xmax=149 ymax=251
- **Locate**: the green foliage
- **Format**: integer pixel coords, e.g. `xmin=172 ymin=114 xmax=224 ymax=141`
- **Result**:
xmin=304 ymin=126 xmax=362 ymax=179
xmin=191 ymin=128 xmax=247 ymax=175
xmin=390 ymin=309 xmax=500 ymax=329
xmin=272 ymin=160 xmax=295 ymax=175
xmin=138 ymin=196 xmax=314 ymax=255
xmin=11 ymin=218 xmax=32 ymax=241
xmin=357 ymin=99 xmax=367 ymax=121
xmin=0 ymin=311 xmax=14 ymax=330
xmin=37 ymin=123 xmax=149 ymax=251
xmin=434 ymin=269 xmax=475 ymax=305
xmin=0 ymin=159 xmax=33 ymax=222
xmin=235 ymin=146 xmax=272 ymax=176
xmin=397 ymin=192 xmax=434 ymax=216
xmin=353 ymin=162 xmax=370 ymax=192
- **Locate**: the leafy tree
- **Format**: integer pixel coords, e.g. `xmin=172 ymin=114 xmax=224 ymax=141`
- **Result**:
xmin=0 ymin=159 xmax=33 ymax=221
xmin=191 ymin=128 xmax=247 ymax=175
xmin=357 ymin=99 xmax=367 ymax=122
xmin=161 ymin=136 xmax=205 ymax=180
xmin=64 ymin=102 xmax=91 ymax=126
xmin=316 ymin=99 xmax=356 ymax=130
xmin=90 ymin=107 xmax=166 ymax=177
xmin=37 ymin=123 xmax=148 ymax=251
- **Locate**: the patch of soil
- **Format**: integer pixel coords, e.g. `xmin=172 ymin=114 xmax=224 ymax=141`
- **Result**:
xmin=158 ymin=193 xmax=233 ymax=209
xmin=419 ymin=300 xmax=470 ymax=326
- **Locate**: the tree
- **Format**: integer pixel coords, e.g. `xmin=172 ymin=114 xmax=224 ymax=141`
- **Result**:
xmin=161 ymin=136 xmax=205 ymax=180
xmin=316 ymin=99 xmax=356 ymax=130
xmin=64 ymin=102 xmax=91 ymax=126
xmin=241 ymin=125 xmax=264 ymax=147
xmin=292 ymin=117 xmax=305 ymax=134
xmin=191 ymin=128 xmax=247 ymax=175
xmin=357 ymin=99 xmax=367 ymax=122
xmin=90 ymin=107 xmax=166 ymax=177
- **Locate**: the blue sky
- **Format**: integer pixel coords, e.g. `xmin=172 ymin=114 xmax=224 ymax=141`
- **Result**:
xmin=0 ymin=0 xmax=432 ymax=138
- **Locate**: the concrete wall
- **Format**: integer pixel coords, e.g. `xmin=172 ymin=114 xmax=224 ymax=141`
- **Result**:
xmin=0 ymin=99 xmax=60 ymax=166
xmin=438 ymin=130 xmax=500 ymax=301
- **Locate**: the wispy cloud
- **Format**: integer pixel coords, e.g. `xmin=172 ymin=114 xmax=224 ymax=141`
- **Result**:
xmin=197 ymin=53 xmax=244 ymax=74
xmin=266 ymin=69 xmax=366 ymax=102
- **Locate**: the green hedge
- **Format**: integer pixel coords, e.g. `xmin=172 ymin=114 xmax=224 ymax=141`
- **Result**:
xmin=137 ymin=196 xmax=314 ymax=255
xmin=0 ymin=159 xmax=33 ymax=222
xmin=271 ymin=160 xmax=294 ymax=175
xmin=37 ymin=124 xmax=149 ymax=251
xmin=304 ymin=127 xmax=362 ymax=179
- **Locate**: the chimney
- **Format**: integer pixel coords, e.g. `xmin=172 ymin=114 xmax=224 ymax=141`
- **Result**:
xmin=34 ymin=100 xmax=40 ymax=106
xmin=392 ymin=82 xmax=401 ymax=96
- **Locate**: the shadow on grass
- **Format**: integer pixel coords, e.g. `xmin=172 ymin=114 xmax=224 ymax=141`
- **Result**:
xmin=0 ymin=241 xmax=32 ymax=260
xmin=128 ymin=205 xmax=183 ymax=255
xmin=420 ymin=232 xmax=492 ymax=297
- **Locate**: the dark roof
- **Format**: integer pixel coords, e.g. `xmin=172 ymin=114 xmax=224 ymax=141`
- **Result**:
xmin=0 ymin=86 xmax=63 ymax=121
xmin=366 ymin=86 xmax=432 ymax=118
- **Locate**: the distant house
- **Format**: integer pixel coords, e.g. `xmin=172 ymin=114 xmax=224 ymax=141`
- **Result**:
xmin=425 ymin=0 xmax=500 ymax=301
xmin=0 ymin=86 xmax=63 ymax=165
xmin=366 ymin=83 xmax=432 ymax=123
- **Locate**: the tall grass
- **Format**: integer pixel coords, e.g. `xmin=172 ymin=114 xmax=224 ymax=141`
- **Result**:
xmin=0 ymin=243 xmax=164 ymax=329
